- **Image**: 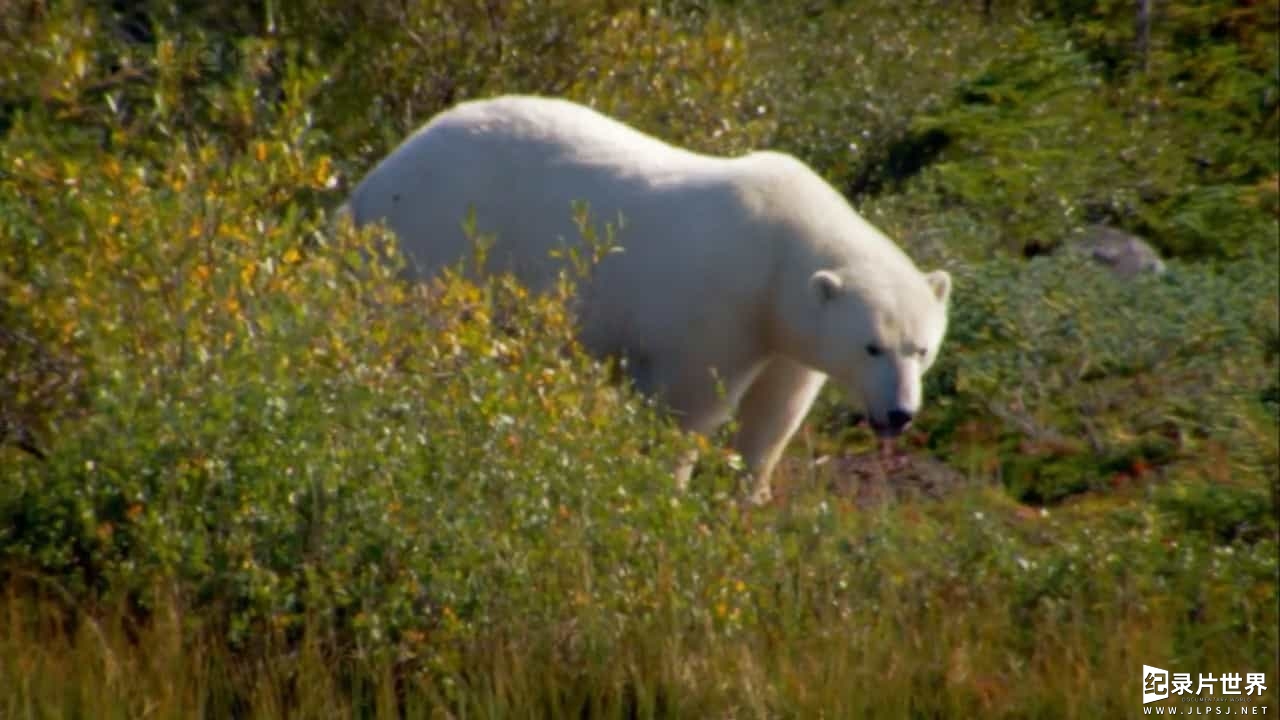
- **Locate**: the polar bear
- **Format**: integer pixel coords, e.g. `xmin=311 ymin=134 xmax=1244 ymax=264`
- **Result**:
xmin=348 ymin=95 xmax=951 ymax=503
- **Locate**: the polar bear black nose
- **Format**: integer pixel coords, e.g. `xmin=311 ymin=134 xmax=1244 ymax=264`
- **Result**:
xmin=887 ymin=409 xmax=914 ymax=432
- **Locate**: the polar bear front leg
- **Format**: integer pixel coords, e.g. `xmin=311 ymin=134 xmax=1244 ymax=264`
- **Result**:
xmin=732 ymin=357 xmax=827 ymax=505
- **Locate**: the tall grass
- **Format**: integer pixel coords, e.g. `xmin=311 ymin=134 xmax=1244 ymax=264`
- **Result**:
xmin=4 ymin=481 xmax=1275 ymax=717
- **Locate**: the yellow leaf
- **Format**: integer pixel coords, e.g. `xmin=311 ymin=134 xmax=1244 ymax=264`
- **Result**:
xmin=282 ymin=247 xmax=301 ymax=264
xmin=70 ymin=48 xmax=88 ymax=79
xmin=255 ymin=141 xmax=268 ymax=163
xmin=312 ymin=156 xmax=333 ymax=188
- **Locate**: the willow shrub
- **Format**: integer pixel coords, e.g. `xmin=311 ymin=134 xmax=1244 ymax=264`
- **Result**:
xmin=0 ymin=87 xmax=733 ymax=670
xmin=921 ymin=247 xmax=1280 ymax=507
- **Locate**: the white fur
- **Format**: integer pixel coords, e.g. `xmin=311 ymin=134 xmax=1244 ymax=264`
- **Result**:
xmin=349 ymin=95 xmax=951 ymax=502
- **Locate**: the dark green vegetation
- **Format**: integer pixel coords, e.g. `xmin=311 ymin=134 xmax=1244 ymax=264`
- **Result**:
xmin=2 ymin=1 xmax=1276 ymax=716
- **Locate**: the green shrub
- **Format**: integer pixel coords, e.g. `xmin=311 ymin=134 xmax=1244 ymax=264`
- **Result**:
xmin=1 ymin=146 xmax=711 ymax=668
xmin=919 ymin=246 xmax=1279 ymax=503
xmin=1154 ymin=479 xmax=1275 ymax=544
xmin=736 ymin=1 xmax=1020 ymax=199
xmin=888 ymin=7 xmax=1278 ymax=259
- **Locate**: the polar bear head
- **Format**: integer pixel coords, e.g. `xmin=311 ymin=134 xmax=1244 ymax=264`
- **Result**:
xmin=808 ymin=267 xmax=951 ymax=437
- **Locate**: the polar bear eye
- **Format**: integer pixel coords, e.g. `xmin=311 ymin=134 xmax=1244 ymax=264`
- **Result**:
xmin=865 ymin=343 xmax=882 ymax=357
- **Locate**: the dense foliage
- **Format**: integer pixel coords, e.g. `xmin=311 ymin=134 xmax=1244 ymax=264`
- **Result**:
xmin=1 ymin=0 xmax=1276 ymax=716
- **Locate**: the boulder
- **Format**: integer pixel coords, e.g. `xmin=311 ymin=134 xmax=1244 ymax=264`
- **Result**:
xmin=1076 ymin=224 xmax=1166 ymax=279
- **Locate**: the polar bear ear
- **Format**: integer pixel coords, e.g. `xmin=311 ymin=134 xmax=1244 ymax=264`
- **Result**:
xmin=811 ymin=270 xmax=843 ymax=304
xmin=926 ymin=270 xmax=951 ymax=304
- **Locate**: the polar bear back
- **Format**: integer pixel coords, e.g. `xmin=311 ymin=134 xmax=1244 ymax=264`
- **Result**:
xmin=350 ymin=97 xmax=794 ymax=350
xmin=351 ymin=96 xmax=734 ymax=279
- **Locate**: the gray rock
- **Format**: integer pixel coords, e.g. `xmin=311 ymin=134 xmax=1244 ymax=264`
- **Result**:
xmin=1076 ymin=224 xmax=1167 ymax=279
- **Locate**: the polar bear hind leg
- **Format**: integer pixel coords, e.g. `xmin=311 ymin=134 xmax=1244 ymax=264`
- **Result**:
xmin=659 ymin=357 xmax=761 ymax=493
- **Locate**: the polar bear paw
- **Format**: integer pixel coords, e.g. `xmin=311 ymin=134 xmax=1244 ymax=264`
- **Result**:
xmin=745 ymin=480 xmax=774 ymax=507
